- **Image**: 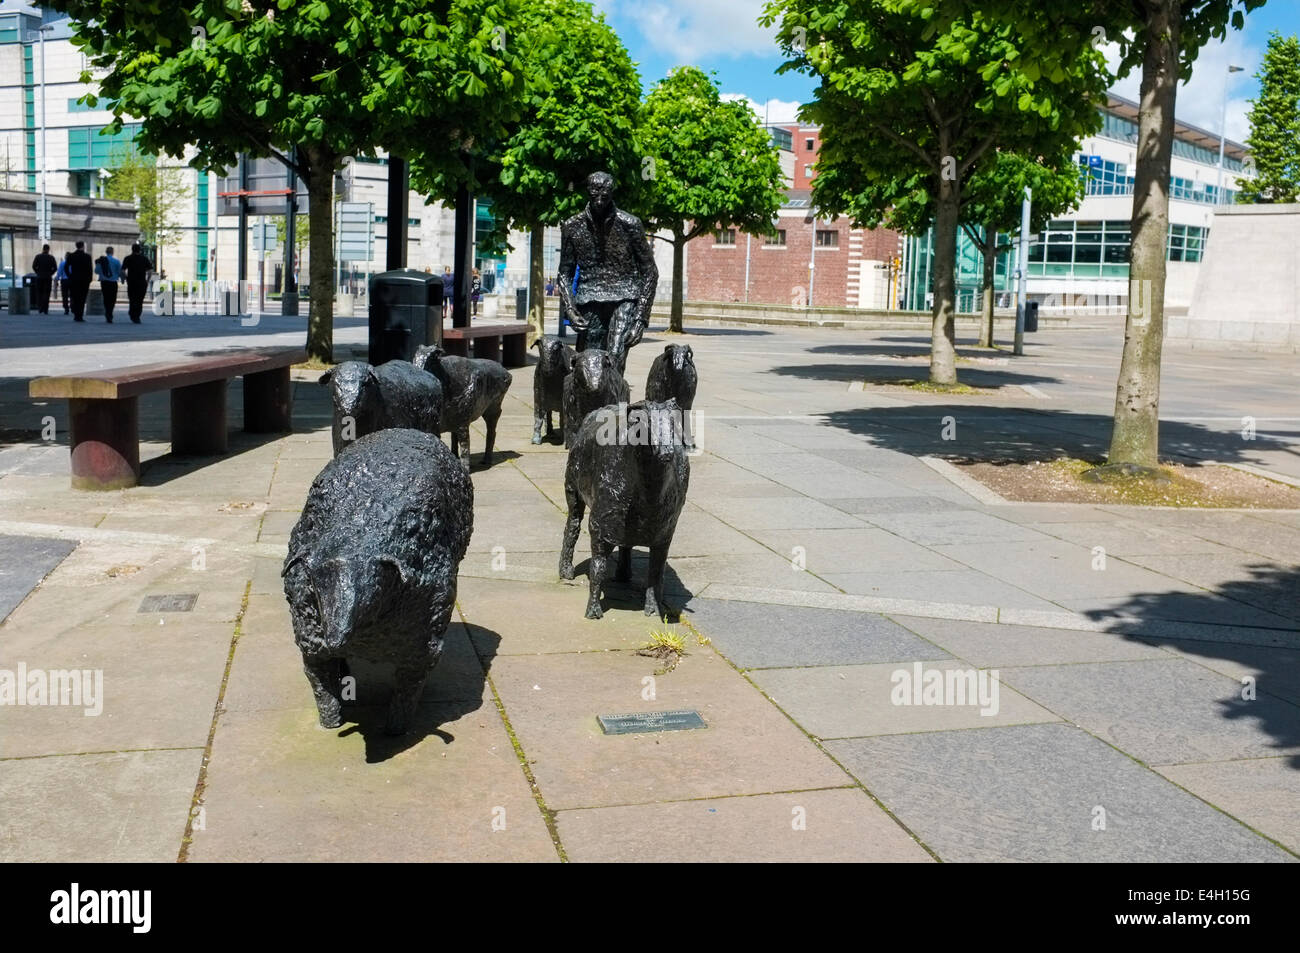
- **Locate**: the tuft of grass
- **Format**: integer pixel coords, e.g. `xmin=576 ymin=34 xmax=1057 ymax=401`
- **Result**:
xmin=637 ymin=626 xmax=687 ymax=674
xmin=904 ymin=379 xmax=981 ymax=395
xmin=293 ymin=358 xmax=336 ymax=371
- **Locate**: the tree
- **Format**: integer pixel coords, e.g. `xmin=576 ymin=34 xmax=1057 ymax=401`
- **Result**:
xmin=1238 ymin=31 xmax=1300 ymax=203
xmin=638 ymin=67 xmax=786 ymax=334
xmin=962 ymin=154 xmax=1083 ymax=346
xmin=104 ymin=145 xmax=192 ymax=274
xmin=889 ymin=0 xmax=1268 ymax=462
xmin=53 ymin=0 xmax=534 ymax=363
xmin=409 ymin=0 xmax=642 ymax=347
xmin=762 ymin=0 xmax=1108 ymax=384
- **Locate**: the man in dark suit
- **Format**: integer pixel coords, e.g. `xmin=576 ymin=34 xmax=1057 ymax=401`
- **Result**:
xmin=31 ymin=244 xmax=57 ymax=314
xmin=119 ymin=243 xmax=152 ymax=324
xmin=66 ymin=241 xmax=93 ymax=322
xmin=556 ymin=171 xmax=658 ymax=370
xmin=95 ymin=245 xmax=122 ymax=323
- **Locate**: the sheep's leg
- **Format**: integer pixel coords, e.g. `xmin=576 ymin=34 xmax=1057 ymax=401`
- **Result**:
xmin=559 ymin=488 xmax=584 ymax=580
xmin=645 ymin=543 xmax=670 ymax=617
xmin=532 ymin=405 xmax=545 ymax=444
xmin=545 ymin=408 xmax=555 ymax=439
xmin=615 ymin=545 xmax=632 ymax=583
xmin=385 ymin=660 xmax=430 ymax=737
xmin=587 ymin=539 xmax=612 ymax=620
xmin=303 ymin=656 xmax=343 ymax=729
xmin=455 ymin=425 xmax=471 ymax=472
xmin=483 ymin=403 xmax=501 ymax=465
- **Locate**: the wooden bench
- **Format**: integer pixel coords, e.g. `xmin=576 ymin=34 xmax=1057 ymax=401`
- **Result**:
xmin=441 ymin=323 xmax=528 ymax=367
xmin=29 ymin=346 xmax=306 ymax=490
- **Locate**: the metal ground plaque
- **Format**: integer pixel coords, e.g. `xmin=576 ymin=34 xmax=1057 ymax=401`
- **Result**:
xmin=597 ymin=710 xmax=707 ymax=735
xmin=138 ymin=593 xmax=198 ymax=613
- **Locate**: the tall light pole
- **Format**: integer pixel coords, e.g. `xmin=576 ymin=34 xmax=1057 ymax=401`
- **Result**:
xmin=1216 ymin=64 xmax=1245 ymax=205
xmin=1013 ymin=186 xmax=1032 ymax=356
xmin=38 ymin=23 xmax=54 ymax=241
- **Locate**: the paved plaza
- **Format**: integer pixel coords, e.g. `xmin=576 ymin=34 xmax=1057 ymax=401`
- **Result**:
xmin=0 ymin=310 xmax=1297 ymax=862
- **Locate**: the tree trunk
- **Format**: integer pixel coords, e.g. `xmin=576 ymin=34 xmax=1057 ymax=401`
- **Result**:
xmin=303 ymin=144 xmax=336 ymax=364
xmin=670 ymin=231 xmax=685 ymax=334
xmin=979 ymin=229 xmax=996 ymax=348
xmin=527 ymin=223 xmax=546 ymax=348
xmin=1107 ymin=0 xmax=1179 ymax=467
xmin=929 ymin=171 xmax=960 ymax=384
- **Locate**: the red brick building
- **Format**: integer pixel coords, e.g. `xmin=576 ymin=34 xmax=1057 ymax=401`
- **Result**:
xmin=685 ymin=124 xmax=903 ymax=309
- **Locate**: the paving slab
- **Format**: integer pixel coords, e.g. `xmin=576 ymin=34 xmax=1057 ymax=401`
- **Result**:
xmin=751 ymin=661 xmax=1059 ymax=739
xmin=861 ymin=510 xmax=1048 ymax=546
xmin=1163 ymin=641 xmax=1300 ymax=707
xmin=1157 ymin=758 xmax=1300 ymax=854
xmin=0 ymin=748 xmax=203 ymax=862
xmin=891 ymin=616 xmax=1170 ymax=668
xmin=185 ymin=703 xmax=558 ymax=863
xmin=827 ymin=723 xmax=1290 ymax=862
xmin=748 ymin=527 xmax=966 ymax=574
xmin=695 ymin=496 xmax=866 ymax=530
xmin=685 ymin=598 xmax=948 ymax=669
xmin=489 ymin=648 xmax=850 ymax=810
xmin=1001 ymin=658 xmax=1300 ymax=765
xmin=557 ymin=787 xmax=932 ymax=863
xmin=822 ymin=569 xmax=1061 ymax=611
xmin=0 ymin=534 xmax=76 ymax=622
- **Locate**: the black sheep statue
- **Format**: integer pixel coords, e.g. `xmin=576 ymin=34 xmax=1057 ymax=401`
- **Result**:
xmin=559 ymin=398 xmax=690 ymax=620
xmin=532 ymin=336 xmax=576 ymax=444
xmin=562 ymin=349 xmax=629 ymax=449
xmin=645 ymin=343 xmax=697 ymax=447
xmin=412 ymin=345 xmax=512 ymax=471
xmin=320 ymin=360 xmax=444 ymax=456
xmin=283 ymin=428 xmax=474 ymax=735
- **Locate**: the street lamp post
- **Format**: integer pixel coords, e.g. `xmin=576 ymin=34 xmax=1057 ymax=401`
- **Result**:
xmin=38 ymin=23 xmax=54 ymax=242
xmin=1216 ymin=65 xmax=1245 ymax=205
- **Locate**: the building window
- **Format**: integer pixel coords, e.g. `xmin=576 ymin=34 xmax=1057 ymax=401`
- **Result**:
xmin=804 ymin=165 xmax=813 ymax=178
xmin=763 ymin=229 xmax=787 ymax=246
xmin=715 ymin=228 xmax=736 ymax=246
xmin=769 ymin=127 xmax=792 ymax=152
xmin=815 ymin=229 xmax=838 ymax=248
xmin=805 ymin=138 xmax=815 ymax=151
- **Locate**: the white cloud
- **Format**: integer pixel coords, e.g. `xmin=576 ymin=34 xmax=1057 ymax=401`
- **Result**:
xmin=721 ymin=94 xmax=804 ymax=125
xmin=592 ymin=0 xmax=777 ymax=60
xmin=1104 ymin=30 xmax=1261 ymax=144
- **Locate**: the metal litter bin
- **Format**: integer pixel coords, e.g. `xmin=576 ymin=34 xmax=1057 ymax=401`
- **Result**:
xmin=1024 ymin=299 xmax=1039 ymax=333
xmin=369 ymin=269 xmax=443 ymax=365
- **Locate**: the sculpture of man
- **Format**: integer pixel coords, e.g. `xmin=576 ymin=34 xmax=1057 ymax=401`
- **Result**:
xmin=557 ymin=171 xmax=658 ymax=369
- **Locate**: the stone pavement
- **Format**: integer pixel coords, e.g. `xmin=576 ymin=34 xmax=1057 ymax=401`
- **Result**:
xmin=0 ymin=310 xmax=1297 ymax=862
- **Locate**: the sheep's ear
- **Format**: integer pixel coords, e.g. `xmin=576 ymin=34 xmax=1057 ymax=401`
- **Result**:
xmin=282 ymin=553 xmax=309 ymax=579
xmin=378 ymin=555 xmax=413 ymax=584
xmin=664 ymin=344 xmax=675 ymax=355
xmin=566 ymin=352 xmax=578 ymax=371
xmin=319 ymin=369 xmax=333 ymax=387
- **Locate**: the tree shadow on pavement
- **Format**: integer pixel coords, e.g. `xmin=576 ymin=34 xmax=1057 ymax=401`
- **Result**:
xmin=819 ymin=405 xmax=1298 ymax=465
xmin=770 ymin=361 xmax=1060 ymax=389
xmin=1089 ymin=564 xmax=1300 ymax=769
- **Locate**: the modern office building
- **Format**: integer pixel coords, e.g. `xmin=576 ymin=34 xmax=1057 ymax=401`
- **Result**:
xmin=900 ymin=94 xmax=1254 ymax=312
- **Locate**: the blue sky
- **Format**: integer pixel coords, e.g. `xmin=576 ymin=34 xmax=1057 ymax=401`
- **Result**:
xmin=592 ymin=0 xmax=1300 ymax=144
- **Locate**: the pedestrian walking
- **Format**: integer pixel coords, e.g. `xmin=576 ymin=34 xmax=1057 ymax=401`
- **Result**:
xmin=471 ymin=268 xmax=482 ymax=317
xmin=66 ymin=241 xmax=93 ymax=322
xmin=119 ymin=242 xmax=152 ymax=324
xmin=441 ymin=265 xmax=453 ymax=318
xmin=31 ymin=244 xmax=57 ymax=314
xmin=95 ymin=245 xmax=122 ymax=323
xmin=56 ymin=252 xmax=71 ymax=314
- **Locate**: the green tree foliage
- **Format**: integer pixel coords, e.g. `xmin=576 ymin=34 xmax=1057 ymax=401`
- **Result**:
xmin=638 ymin=67 xmax=786 ymax=333
xmin=893 ymin=0 xmax=1268 ymax=462
xmin=410 ymin=0 xmax=642 ymax=345
xmin=104 ymin=145 xmax=193 ymax=274
xmin=761 ymin=0 xmax=1107 ymax=384
xmin=1238 ymin=31 xmax=1300 ymax=203
xmin=52 ymin=0 xmax=533 ymax=362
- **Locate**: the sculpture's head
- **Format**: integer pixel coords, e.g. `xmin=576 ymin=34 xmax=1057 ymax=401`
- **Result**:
xmin=319 ymin=361 xmax=378 ymax=417
xmin=641 ymin=398 xmax=686 ymax=463
xmin=284 ymin=552 xmax=412 ymax=653
xmin=537 ymin=337 xmax=575 ymax=374
xmin=586 ymin=171 xmax=615 ymax=217
xmin=573 ymin=348 xmax=620 ymax=394
xmin=412 ymin=344 xmax=446 ymax=374
xmin=666 ymin=343 xmax=694 ymax=373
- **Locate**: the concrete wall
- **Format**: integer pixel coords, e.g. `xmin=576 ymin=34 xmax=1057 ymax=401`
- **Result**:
xmin=0 ymin=187 xmax=138 ymax=272
xmin=1182 ymin=204 xmax=1300 ymax=350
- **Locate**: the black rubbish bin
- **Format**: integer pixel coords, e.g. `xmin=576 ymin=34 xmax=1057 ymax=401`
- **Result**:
xmin=369 ymin=268 xmax=443 ymax=365
xmin=1024 ymin=299 xmax=1039 ymax=333
xmin=515 ymin=287 xmax=528 ymax=322
xmin=22 ymin=272 xmax=36 ymax=290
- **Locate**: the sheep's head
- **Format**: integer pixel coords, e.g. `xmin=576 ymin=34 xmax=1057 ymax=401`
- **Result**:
xmin=412 ymin=344 xmax=446 ymax=374
xmin=284 ymin=552 xmax=413 ymax=653
xmin=666 ymin=343 xmax=694 ymax=373
xmin=573 ymin=349 xmax=619 ymax=394
xmin=633 ymin=398 xmax=684 ymax=463
xmin=320 ymin=361 xmax=378 ymax=418
xmin=538 ymin=338 xmax=573 ymax=375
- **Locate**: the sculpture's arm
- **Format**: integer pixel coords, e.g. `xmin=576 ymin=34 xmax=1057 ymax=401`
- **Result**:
xmin=630 ymin=226 xmax=659 ymax=338
xmin=557 ymin=224 xmax=582 ymax=326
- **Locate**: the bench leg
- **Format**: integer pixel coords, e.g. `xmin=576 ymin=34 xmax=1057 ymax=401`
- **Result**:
xmin=443 ymin=337 xmax=469 ymax=359
xmin=69 ymin=397 xmax=140 ymax=491
xmin=473 ymin=335 xmax=502 ymax=364
xmin=502 ymin=333 xmax=527 ymax=368
xmin=171 ymin=380 xmax=228 ymax=455
xmin=244 ymin=366 xmax=293 ymax=433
